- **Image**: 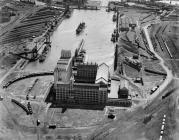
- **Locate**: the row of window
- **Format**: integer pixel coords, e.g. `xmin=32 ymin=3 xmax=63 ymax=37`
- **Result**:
xmin=56 ymin=93 xmax=104 ymax=97
xmin=56 ymin=95 xmax=106 ymax=100
xmin=55 ymin=98 xmax=103 ymax=104
xmin=55 ymin=89 xmax=107 ymax=93
xmin=56 ymin=95 xmax=104 ymax=98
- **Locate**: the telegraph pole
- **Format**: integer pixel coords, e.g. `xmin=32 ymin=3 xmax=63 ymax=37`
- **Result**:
xmin=116 ymin=8 xmax=119 ymax=41
xmin=37 ymin=121 xmax=40 ymax=140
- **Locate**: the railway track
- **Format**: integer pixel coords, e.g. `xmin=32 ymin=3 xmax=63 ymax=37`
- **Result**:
xmin=154 ymin=24 xmax=174 ymax=59
xmin=10 ymin=25 xmax=45 ymax=34
xmin=0 ymin=8 xmax=64 ymax=45
xmin=1 ymin=34 xmax=42 ymax=41
xmin=22 ymin=16 xmax=55 ymax=23
xmin=2 ymin=71 xmax=53 ymax=88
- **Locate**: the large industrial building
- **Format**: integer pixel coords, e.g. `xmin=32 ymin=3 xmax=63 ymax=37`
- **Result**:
xmin=45 ymin=49 xmax=132 ymax=109
xmin=49 ymin=50 xmax=109 ymax=109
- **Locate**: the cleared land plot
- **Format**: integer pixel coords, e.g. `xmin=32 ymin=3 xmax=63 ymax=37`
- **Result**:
xmin=150 ymin=22 xmax=179 ymax=77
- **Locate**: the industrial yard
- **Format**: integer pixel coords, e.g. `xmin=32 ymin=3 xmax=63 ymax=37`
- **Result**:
xmin=0 ymin=0 xmax=179 ymax=140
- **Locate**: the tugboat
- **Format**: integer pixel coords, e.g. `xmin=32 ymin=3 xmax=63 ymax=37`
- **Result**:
xmin=76 ymin=22 xmax=85 ymax=35
xmin=112 ymin=14 xmax=117 ymax=22
xmin=65 ymin=5 xmax=72 ymax=18
xmin=65 ymin=10 xmax=71 ymax=18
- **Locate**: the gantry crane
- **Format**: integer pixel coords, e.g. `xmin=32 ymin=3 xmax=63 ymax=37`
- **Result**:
xmin=9 ymin=42 xmax=39 ymax=62
xmin=9 ymin=33 xmax=51 ymax=62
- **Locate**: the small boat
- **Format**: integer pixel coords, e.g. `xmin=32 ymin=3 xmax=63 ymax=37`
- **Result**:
xmin=65 ymin=10 xmax=72 ymax=18
xmin=113 ymin=14 xmax=117 ymax=22
xmin=76 ymin=22 xmax=85 ymax=35
xmin=66 ymin=12 xmax=70 ymax=18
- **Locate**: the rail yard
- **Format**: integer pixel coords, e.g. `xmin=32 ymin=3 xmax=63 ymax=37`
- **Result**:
xmin=0 ymin=0 xmax=179 ymax=140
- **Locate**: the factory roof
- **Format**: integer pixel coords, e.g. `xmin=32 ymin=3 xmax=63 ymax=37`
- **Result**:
xmin=95 ymin=63 xmax=109 ymax=84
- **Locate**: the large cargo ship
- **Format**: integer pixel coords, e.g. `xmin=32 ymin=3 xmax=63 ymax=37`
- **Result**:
xmin=76 ymin=22 xmax=86 ymax=35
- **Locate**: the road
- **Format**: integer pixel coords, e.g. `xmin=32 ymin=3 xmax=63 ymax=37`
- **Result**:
xmin=0 ymin=5 xmax=40 ymax=37
xmin=143 ymin=24 xmax=173 ymax=102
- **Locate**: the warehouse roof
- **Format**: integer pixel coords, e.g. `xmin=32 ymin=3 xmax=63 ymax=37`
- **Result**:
xmin=95 ymin=63 xmax=109 ymax=84
xmin=120 ymin=80 xmax=129 ymax=90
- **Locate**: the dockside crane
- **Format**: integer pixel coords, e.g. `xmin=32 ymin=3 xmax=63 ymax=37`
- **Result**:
xmin=9 ymin=32 xmax=51 ymax=62
xmin=9 ymin=43 xmax=38 ymax=61
xmin=44 ymin=32 xmax=51 ymax=46
xmin=9 ymin=42 xmax=41 ymax=62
